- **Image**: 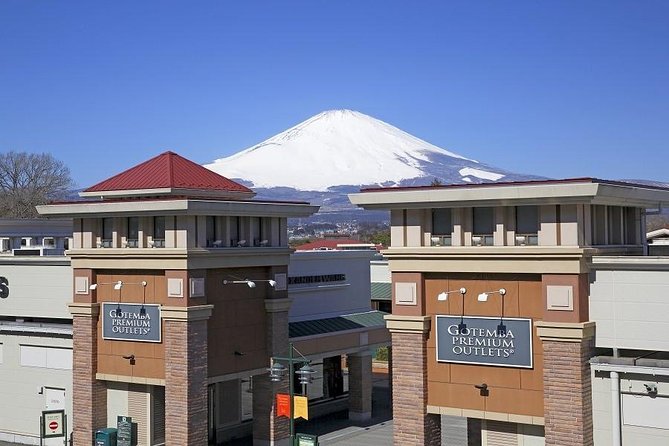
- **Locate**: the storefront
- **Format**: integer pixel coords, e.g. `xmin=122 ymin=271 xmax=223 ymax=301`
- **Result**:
xmin=36 ymin=151 xmax=388 ymax=446
xmin=350 ymin=178 xmax=669 ymax=446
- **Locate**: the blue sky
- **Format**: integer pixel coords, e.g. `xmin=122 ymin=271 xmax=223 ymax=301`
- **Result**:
xmin=1 ymin=1 xmax=667 ymax=187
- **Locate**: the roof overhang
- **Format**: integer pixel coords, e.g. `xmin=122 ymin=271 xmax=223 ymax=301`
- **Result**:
xmin=37 ymin=198 xmax=319 ymax=218
xmin=79 ymin=187 xmax=255 ymax=200
xmin=349 ymin=181 xmax=669 ymax=210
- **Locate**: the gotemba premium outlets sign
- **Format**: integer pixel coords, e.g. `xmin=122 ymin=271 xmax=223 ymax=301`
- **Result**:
xmin=435 ymin=316 xmax=533 ymax=368
xmin=102 ymin=303 xmax=161 ymax=342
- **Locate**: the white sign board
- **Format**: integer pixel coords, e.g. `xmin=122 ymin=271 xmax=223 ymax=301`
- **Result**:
xmin=42 ymin=409 xmax=65 ymax=438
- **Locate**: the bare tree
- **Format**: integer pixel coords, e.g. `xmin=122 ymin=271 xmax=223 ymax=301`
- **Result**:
xmin=0 ymin=151 xmax=75 ymax=218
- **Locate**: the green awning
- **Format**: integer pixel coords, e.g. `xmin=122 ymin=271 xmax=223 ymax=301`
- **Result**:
xmin=289 ymin=310 xmax=388 ymax=338
xmin=371 ymin=282 xmax=391 ymax=301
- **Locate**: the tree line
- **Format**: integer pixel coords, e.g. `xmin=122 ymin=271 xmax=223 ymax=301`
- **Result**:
xmin=0 ymin=151 xmax=74 ymax=218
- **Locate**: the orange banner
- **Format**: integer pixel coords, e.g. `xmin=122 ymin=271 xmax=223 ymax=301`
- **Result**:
xmin=293 ymin=395 xmax=309 ymax=420
xmin=276 ymin=393 xmax=291 ymax=418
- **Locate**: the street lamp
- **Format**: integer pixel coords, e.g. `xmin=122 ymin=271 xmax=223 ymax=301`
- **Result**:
xmin=267 ymin=342 xmax=316 ymax=446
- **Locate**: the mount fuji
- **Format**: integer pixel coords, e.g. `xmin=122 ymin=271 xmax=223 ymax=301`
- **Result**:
xmin=204 ymin=110 xmax=543 ymax=221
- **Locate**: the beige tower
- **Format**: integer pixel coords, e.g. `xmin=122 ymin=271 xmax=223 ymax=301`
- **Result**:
xmin=38 ymin=151 xmax=317 ymax=446
xmin=350 ymin=178 xmax=669 ymax=446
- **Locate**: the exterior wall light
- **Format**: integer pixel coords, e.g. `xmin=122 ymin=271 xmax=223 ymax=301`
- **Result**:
xmin=89 ymin=280 xmax=148 ymax=316
xmin=437 ymin=287 xmax=468 ymax=331
xmin=477 ymin=288 xmax=507 ymax=334
xmin=223 ymin=279 xmax=276 ymax=288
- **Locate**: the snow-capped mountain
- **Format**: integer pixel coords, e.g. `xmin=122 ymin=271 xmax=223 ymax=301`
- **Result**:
xmin=204 ymin=110 xmax=543 ymax=221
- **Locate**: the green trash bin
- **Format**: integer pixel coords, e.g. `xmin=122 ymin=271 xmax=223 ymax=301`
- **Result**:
xmin=95 ymin=427 xmax=118 ymax=446
xmin=296 ymin=433 xmax=318 ymax=446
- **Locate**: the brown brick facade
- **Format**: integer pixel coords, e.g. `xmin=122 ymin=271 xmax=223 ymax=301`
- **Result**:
xmin=348 ymin=352 xmax=372 ymax=422
xmin=72 ymin=311 xmax=107 ymax=446
xmin=542 ymin=337 xmax=594 ymax=446
xmin=252 ymin=299 xmax=291 ymax=444
xmin=391 ymin=330 xmax=441 ymax=445
xmin=164 ymin=318 xmax=208 ymax=446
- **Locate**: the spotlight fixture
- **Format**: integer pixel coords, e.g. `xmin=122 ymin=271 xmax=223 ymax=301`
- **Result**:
xmin=476 ymin=288 xmax=508 ymax=334
xmin=223 ymin=278 xmax=276 ymax=288
xmin=436 ymin=287 xmax=468 ymax=331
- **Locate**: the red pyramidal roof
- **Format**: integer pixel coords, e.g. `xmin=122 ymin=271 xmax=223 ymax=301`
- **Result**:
xmin=81 ymin=151 xmax=255 ymax=200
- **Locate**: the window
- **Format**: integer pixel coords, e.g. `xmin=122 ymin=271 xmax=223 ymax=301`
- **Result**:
xmin=20 ymin=345 xmax=72 ymax=370
xmin=229 ymin=217 xmax=240 ymax=246
xmin=153 ymin=216 xmax=165 ymax=248
xmin=591 ymin=205 xmax=607 ymax=245
xmin=127 ymin=217 xmax=139 ymax=248
xmin=251 ymin=217 xmax=261 ymax=246
xmin=623 ymin=207 xmax=637 ymax=244
xmin=42 ymin=237 xmax=55 ymax=248
xmin=431 ymin=209 xmax=452 ymax=246
xmin=206 ymin=216 xmax=216 ymax=247
xmin=608 ymin=206 xmax=623 ymax=245
xmin=102 ymin=218 xmax=113 ymax=247
xmin=472 ymin=207 xmax=494 ymax=246
xmin=515 ymin=206 xmax=539 ymax=245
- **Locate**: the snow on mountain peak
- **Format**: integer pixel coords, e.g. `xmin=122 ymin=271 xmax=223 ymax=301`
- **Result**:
xmin=204 ymin=110 xmax=480 ymax=192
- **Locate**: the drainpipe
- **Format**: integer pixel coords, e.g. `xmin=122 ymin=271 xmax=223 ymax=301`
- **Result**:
xmin=611 ymin=371 xmax=621 ymax=446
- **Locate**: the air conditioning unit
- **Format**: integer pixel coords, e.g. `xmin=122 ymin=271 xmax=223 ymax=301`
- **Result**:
xmin=515 ymin=235 xmax=527 ymax=246
xmin=472 ymin=236 xmax=482 ymax=246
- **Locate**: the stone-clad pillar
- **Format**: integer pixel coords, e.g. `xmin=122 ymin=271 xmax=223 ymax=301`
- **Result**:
xmin=537 ymin=321 xmax=595 ymax=446
xmin=163 ymin=305 xmax=213 ymax=446
xmin=253 ymin=298 xmax=291 ymax=446
xmin=348 ymin=351 xmax=373 ymax=422
xmin=69 ymin=303 xmax=107 ymax=446
xmin=385 ymin=315 xmax=441 ymax=445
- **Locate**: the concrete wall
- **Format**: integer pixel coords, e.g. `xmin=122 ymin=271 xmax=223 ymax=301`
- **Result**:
xmin=370 ymin=260 xmax=390 ymax=283
xmin=0 ymin=261 xmax=72 ymax=320
xmin=0 ymin=332 xmax=73 ymax=445
xmin=590 ymin=259 xmax=669 ymax=351
xmin=592 ymin=371 xmax=669 ymax=446
xmin=288 ymin=250 xmax=375 ymax=321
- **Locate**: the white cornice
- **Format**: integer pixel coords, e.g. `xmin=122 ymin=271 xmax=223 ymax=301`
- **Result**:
xmin=349 ymin=182 xmax=669 ymax=210
xmin=37 ymin=199 xmax=319 ymax=218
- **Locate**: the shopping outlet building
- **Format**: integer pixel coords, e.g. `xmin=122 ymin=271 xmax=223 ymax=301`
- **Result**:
xmin=32 ymin=151 xmax=388 ymax=446
xmin=350 ymin=179 xmax=669 ymax=446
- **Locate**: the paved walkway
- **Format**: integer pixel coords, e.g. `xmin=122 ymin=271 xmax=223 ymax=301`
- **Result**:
xmin=0 ymin=374 xmax=394 ymax=446
xmin=227 ymin=372 xmax=393 ymax=445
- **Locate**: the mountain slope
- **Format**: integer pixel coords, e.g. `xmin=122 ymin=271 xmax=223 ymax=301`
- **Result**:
xmin=205 ymin=110 xmax=541 ymax=193
xmin=204 ymin=110 xmax=544 ymax=221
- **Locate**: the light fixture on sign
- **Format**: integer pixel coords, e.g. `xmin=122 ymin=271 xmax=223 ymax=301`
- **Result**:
xmin=476 ymin=288 xmax=507 ymax=334
xmin=89 ymin=280 xmax=148 ymax=316
xmin=436 ymin=287 xmax=468 ymax=332
xmin=436 ymin=287 xmax=467 ymax=302
xmin=223 ymin=278 xmax=276 ymax=289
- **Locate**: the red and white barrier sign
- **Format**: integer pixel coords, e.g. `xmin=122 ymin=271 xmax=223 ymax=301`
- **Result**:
xmin=41 ymin=409 xmax=65 ymax=438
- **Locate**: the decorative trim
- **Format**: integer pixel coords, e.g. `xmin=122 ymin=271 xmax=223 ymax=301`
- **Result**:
xmin=264 ymin=298 xmax=292 ymax=313
xmin=427 ymin=405 xmax=544 ymax=426
xmin=535 ymin=321 xmax=596 ymax=342
xmin=167 ymin=278 xmax=184 ymax=298
xmin=384 ymin=314 xmax=431 ymax=334
xmin=68 ymin=302 xmax=100 ymax=317
xmin=96 ymin=373 xmax=165 ymax=386
xmin=74 ymin=277 xmax=90 ymax=295
xmin=161 ymin=305 xmax=214 ymax=321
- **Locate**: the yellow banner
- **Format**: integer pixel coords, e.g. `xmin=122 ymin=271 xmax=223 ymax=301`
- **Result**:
xmin=293 ymin=395 xmax=309 ymax=420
